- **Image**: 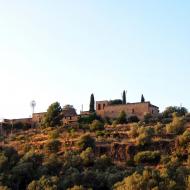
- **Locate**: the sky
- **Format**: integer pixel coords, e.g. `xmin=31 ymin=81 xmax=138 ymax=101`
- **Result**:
xmin=0 ymin=0 xmax=190 ymax=119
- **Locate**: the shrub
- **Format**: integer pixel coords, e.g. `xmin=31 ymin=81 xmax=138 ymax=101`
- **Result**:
xmin=44 ymin=140 xmax=61 ymax=153
xmin=27 ymin=176 xmax=59 ymax=190
xmin=20 ymin=151 xmax=43 ymax=169
xmin=128 ymin=124 xmax=139 ymax=138
xmin=48 ymin=129 xmax=60 ymax=139
xmin=136 ymin=127 xmax=154 ymax=146
xmin=80 ymin=147 xmax=94 ymax=166
xmin=77 ymin=134 xmax=95 ymax=151
xmin=41 ymin=154 xmax=62 ymax=175
xmin=0 ymin=153 xmax=8 ymax=172
xmin=90 ymin=120 xmax=104 ymax=131
xmin=163 ymin=106 xmax=188 ymax=118
xmin=96 ymin=130 xmax=105 ymax=137
xmin=178 ymin=130 xmax=190 ymax=146
xmin=95 ymin=154 xmax=112 ymax=170
xmin=117 ymin=111 xmax=127 ymax=124
xmin=128 ymin=116 xmax=140 ymax=123
xmin=166 ymin=115 xmax=185 ymax=134
xmin=134 ymin=151 xmax=161 ymax=164
xmin=67 ymin=186 xmax=87 ymax=190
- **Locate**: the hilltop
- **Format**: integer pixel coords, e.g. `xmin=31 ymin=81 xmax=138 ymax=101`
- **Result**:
xmin=0 ymin=100 xmax=190 ymax=190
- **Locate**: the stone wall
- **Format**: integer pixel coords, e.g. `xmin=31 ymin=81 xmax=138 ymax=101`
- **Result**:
xmin=96 ymin=101 xmax=159 ymax=120
xmin=32 ymin=112 xmax=46 ymax=123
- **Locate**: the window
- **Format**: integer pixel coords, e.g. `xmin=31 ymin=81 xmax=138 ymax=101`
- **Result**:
xmin=98 ymin=104 xmax=101 ymax=110
xmin=132 ymin=109 xmax=135 ymax=114
xmin=103 ymin=104 xmax=105 ymax=109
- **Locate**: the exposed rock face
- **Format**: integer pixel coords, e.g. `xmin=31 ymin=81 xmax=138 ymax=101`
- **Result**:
xmin=96 ymin=140 xmax=174 ymax=163
xmin=96 ymin=142 xmax=136 ymax=162
xmin=111 ymin=143 xmax=127 ymax=162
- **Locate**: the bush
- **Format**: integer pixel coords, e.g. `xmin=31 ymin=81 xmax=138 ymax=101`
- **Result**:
xmin=27 ymin=176 xmax=59 ymax=190
xmin=90 ymin=120 xmax=104 ymax=131
xmin=95 ymin=154 xmax=112 ymax=170
xmin=117 ymin=111 xmax=127 ymax=124
xmin=128 ymin=116 xmax=140 ymax=123
xmin=128 ymin=124 xmax=139 ymax=138
xmin=163 ymin=106 xmax=188 ymax=118
xmin=96 ymin=130 xmax=105 ymax=137
xmin=41 ymin=154 xmax=62 ymax=175
xmin=67 ymin=186 xmax=87 ymax=190
xmin=44 ymin=140 xmax=61 ymax=153
xmin=178 ymin=130 xmax=190 ymax=146
xmin=166 ymin=115 xmax=185 ymax=134
xmin=0 ymin=153 xmax=8 ymax=172
xmin=134 ymin=151 xmax=161 ymax=164
xmin=136 ymin=127 xmax=154 ymax=146
xmin=77 ymin=134 xmax=95 ymax=151
xmin=48 ymin=129 xmax=60 ymax=139
xmin=80 ymin=147 xmax=94 ymax=166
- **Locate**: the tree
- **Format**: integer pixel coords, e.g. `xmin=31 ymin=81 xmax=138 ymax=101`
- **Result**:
xmin=44 ymin=102 xmax=62 ymax=127
xmin=89 ymin=94 xmax=95 ymax=112
xmin=122 ymin=91 xmax=126 ymax=104
xmin=163 ymin=106 xmax=188 ymax=118
xmin=117 ymin=111 xmax=127 ymax=124
xmin=141 ymin=94 xmax=145 ymax=103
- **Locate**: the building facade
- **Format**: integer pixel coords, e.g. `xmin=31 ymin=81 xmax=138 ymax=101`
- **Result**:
xmin=96 ymin=101 xmax=159 ymax=120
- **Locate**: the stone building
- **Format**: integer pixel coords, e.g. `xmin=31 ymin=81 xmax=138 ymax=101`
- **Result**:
xmin=32 ymin=112 xmax=46 ymax=124
xmin=62 ymin=105 xmax=79 ymax=126
xmin=96 ymin=100 xmax=159 ymax=120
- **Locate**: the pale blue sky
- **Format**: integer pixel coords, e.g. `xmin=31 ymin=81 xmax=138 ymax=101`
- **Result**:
xmin=0 ymin=1 xmax=189 ymax=118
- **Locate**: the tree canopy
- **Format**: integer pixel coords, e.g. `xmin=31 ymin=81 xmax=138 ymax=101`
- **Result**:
xmin=89 ymin=94 xmax=95 ymax=112
xmin=44 ymin=102 xmax=62 ymax=127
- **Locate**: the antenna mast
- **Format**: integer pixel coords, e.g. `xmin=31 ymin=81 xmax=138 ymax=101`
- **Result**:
xmin=30 ymin=100 xmax=36 ymax=116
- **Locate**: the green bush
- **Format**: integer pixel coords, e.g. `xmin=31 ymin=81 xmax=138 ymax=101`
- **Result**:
xmin=90 ymin=120 xmax=104 ymax=131
xmin=178 ymin=130 xmax=190 ymax=146
xmin=27 ymin=176 xmax=59 ymax=190
xmin=166 ymin=115 xmax=185 ymax=134
xmin=80 ymin=147 xmax=94 ymax=166
xmin=48 ymin=129 xmax=60 ymax=139
xmin=116 ymin=111 xmax=127 ymax=124
xmin=134 ymin=151 xmax=161 ymax=164
xmin=44 ymin=140 xmax=61 ymax=153
xmin=77 ymin=134 xmax=95 ymax=151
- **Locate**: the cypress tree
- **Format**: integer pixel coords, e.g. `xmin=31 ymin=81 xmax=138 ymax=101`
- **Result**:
xmin=122 ymin=90 xmax=126 ymax=104
xmin=89 ymin=94 xmax=95 ymax=112
xmin=141 ymin=94 xmax=145 ymax=103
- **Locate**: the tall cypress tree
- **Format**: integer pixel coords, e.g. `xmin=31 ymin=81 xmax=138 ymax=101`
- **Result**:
xmin=141 ymin=94 xmax=145 ymax=103
xmin=89 ymin=94 xmax=95 ymax=112
xmin=122 ymin=90 xmax=126 ymax=104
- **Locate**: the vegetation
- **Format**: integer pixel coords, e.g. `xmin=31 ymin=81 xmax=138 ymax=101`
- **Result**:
xmin=44 ymin=102 xmax=62 ymax=127
xmin=108 ymin=99 xmax=122 ymax=105
xmin=122 ymin=91 xmax=126 ymax=104
xmin=1 ymin=102 xmax=190 ymax=190
xmin=116 ymin=111 xmax=127 ymax=124
xmin=89 ymin=94 xmax=95 ymax=112
xmin=77 ymin=134 xmax=95 ymax=151
xmin=141 ymin=94 xmax=145 ymax=103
